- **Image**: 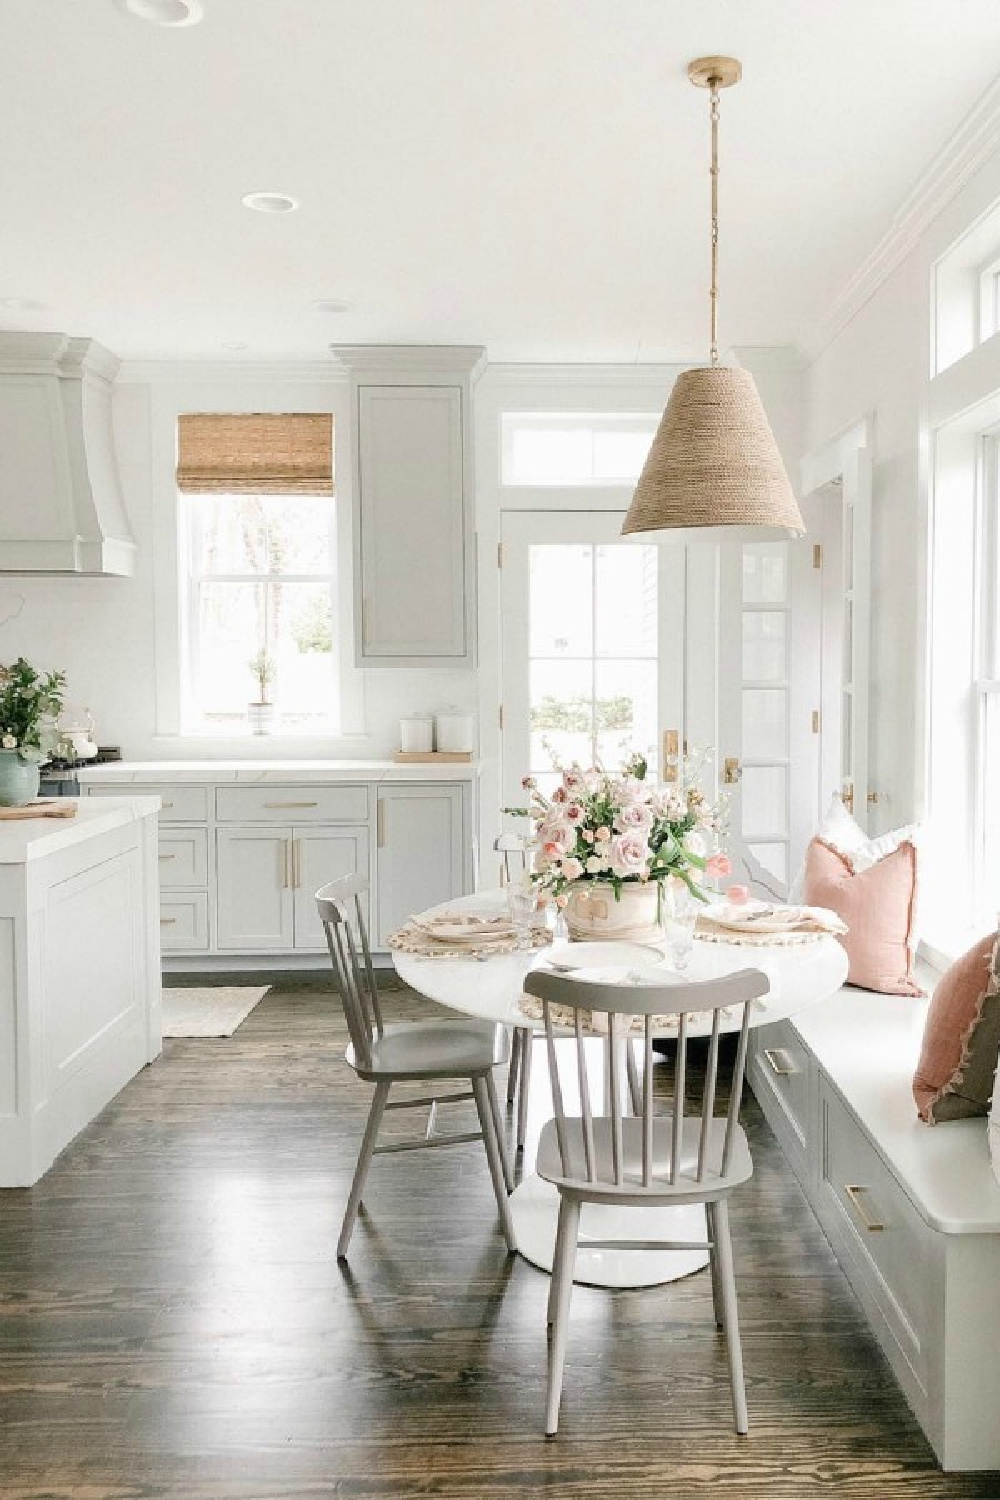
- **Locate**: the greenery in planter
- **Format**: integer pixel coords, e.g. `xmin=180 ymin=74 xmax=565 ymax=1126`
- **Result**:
xmin=0 ymin=658 xmax=66 ymax=758
xmin=248 ymin=650 xmax=275 ymax=705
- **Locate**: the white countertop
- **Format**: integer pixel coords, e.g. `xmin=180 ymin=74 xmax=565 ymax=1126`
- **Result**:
xmin=76 ymin=759 xmax=477 ymax=784
xmin=0 ymin=796 xmax=160 ymax=865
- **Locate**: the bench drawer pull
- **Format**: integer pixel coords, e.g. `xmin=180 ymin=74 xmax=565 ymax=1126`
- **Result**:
xmin=844 ymin=1183 xmax=884 ymax=1233
xmin=264 ymin=800 xmax=319 ymax=809
xmin=158 ymin=853 xmax=177 ymax=862
xmin=160 ymin=917 xmax=177 ymax=926
xmin=764 ymin=1047 xmax=797 ymax=1076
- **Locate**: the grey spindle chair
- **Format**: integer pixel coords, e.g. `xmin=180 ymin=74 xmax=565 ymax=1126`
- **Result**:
xmin=522 ymin=965 xmax=770 ymax=1437
xmin=316 ymin=875 xmax=516 ymax=1260
xmin=494 ymin=832 xmax=537 ymax=1153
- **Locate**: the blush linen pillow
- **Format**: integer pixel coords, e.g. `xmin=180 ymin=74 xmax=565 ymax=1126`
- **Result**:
xmin=802 ymin=836 xmax=922 ymax=995
xmin=913 ymin=931 xmax=1000 ymax=1125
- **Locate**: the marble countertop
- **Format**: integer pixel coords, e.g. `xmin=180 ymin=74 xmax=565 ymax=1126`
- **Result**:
xmin=0 ymin=796 xmax=160 ymax=865
xmin=76 ymin=759 xmax=478 ymax=784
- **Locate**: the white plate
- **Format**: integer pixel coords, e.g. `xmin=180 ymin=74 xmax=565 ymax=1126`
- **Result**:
xmin=544 ymin=941 xmax=665 ymax=972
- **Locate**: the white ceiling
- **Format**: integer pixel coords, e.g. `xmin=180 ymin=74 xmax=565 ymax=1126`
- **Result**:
xmin=3 ymin=0 xmax=1000 ymax=362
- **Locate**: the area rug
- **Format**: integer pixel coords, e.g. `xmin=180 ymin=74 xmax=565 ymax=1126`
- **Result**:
xmin=161 ymin=986 xmax=270 ymax=1038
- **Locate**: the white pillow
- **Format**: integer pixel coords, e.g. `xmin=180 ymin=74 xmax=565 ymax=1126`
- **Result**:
xmin=789 ymin=793 xmax=922 ymax=899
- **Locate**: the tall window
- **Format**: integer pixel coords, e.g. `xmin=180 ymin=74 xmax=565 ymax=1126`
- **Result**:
xmin=976 ymin=439 xmax=1000 ymax=917
xmin=176 ymin=414 xmax=337 ymax=735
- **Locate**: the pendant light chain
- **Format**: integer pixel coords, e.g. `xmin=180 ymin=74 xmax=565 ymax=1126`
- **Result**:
xmin=709 ymin=76 xmax=721 ymax=365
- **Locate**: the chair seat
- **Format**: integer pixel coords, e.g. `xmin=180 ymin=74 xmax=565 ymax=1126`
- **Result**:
xmin=536 ymin=1113 xmax=752 ymax=1200
xmin=347 ymin=1019 xmax=509 ymax=1081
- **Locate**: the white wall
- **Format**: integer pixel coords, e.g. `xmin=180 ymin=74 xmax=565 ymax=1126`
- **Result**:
xmin=803 ymin=146 xmax=1000 ymax=834
xmin=0 ymin=364 xmax=476 ymax=760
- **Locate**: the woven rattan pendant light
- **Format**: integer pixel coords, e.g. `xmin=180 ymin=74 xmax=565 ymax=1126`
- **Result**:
xmin=622 ymin=57 xmax=805 ymax=537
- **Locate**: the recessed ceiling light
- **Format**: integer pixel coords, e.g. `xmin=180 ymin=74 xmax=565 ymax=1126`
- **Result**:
xmin=313 ymin=299 xmax=353 ymax=315
xmin=114 ymin=0 xmax=204 ymax=26
xmin=0 ymin=297 xmax=44 ymax=310
xmin=241 ymin=192 xmax=299 ymax=214
xmin=222 ymin=341 xmax=248 ymax=352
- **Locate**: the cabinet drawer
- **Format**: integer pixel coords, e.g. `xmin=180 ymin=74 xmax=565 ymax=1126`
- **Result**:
xmin=215 ymin=785 xmax=369 ymax=824
xmin=159 ymin=892 xmax=209 ymax=952
xmin=157 ymin=828 xmax=208 ymax=889
xmin=87 ymin=783 xmax=209 ymax=824
xmin=752 ymin=1021 xmax=811 ymax=1153
xmin=820 ymin=1081 xmax=931 ymax=1384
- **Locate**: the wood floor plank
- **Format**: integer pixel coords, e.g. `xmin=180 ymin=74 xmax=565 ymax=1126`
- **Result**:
xmin=0 ymin=981 xmax=998 ymax=1499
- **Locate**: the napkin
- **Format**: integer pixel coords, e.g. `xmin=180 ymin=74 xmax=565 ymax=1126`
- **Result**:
xmin=699 ymin=902 xmax=847 ymax=936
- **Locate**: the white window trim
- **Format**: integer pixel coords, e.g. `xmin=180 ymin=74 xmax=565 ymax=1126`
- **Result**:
xmin=148 ymin=377 xmax=364 ymax=747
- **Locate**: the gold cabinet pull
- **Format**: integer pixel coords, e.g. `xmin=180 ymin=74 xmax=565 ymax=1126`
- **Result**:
xmin=160 ymin=801 xmax=174 ymax=810
xmin=841 ymin=783 xmax=854 ymax=814
xmin=764 ymin=1047 xmax=796 ymax=1077
xmin=844 ymin=1184 xmax=884 ymax=1233
xmin=377 ymin=799 xmax=386 ymax=848
xmin=280 ymin=838 xmax=290 ymax=890
xmin=160 ymin=917 xmax=177 ymax=926
xmin=264 ymin=800 xmax=319 ymax=809
xmin=292 ymin=838 xmax=301 ymax=889
xmin=158 ymin=853 xmax=177 ymax=862
xmin=662 ymin=729 xmax=679 ymax=783
xmin=723 ymin=756 xmax=742 ymax=785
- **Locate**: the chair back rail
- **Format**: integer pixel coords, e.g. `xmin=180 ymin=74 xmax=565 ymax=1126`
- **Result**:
xmin=522 ymin=966 xmax=768 ymax=1194
xmin=316 ymin=876 xmax=384 ymax=1071
xmin=494 ymin=832 xmax=531 ymax=886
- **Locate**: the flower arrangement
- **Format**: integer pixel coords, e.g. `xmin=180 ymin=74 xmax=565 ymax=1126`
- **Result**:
xmin=0 ymin=658 xmax=66 ymax=758
xmin=514 ymin=751 xmax=731 ymax=906
xmin=249 ymin=649 xmax=275 ymax=705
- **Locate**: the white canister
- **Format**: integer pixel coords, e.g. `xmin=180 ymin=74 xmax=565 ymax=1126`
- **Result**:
xmin=399 ymin=715 xmax=434 ymax=753
xmin=435 ymin=712 xmax=475 ymax=754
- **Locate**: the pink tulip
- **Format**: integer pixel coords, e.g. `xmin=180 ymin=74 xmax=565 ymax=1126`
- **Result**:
xmin=705 ymin=853 xmax=733 ymax=879
xmin=726 ymin=884 xmax=750 ymax=905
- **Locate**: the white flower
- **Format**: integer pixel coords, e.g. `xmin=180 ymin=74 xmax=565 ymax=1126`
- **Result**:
xmin=684 ymin=830 xmax=707 ymax=858
xmin=609 ymin=833 xmax=650 ymax=879
xmin=585 ymin=854 xmax=609 ymax=875
xmin=1 ymin=734 xmax=16 ymax=750
xmin=614 ymin=801 xmax=654 ymax=834
xmin=659 ymin=789 xmax=686 ymax=821
xmin=561 ymin=856 xmax=584 ymax=881
xmin=562 ymin=766 xmax=585 ymax=793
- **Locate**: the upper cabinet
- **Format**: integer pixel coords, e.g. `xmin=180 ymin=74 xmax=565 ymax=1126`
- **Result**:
xmin=0 ymin=332 xmax=135 ymax=576
xmin=332 ymin=345 xmax=484 ymax=667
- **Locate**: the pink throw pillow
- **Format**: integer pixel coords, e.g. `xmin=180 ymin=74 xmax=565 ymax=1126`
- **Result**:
xmin=913 ymin=931 xmax=1000 ymax=1123
xmin=803 ymin=837 xmax=922 ymax=996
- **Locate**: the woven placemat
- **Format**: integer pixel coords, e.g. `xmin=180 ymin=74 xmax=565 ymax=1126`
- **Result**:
xmin=695 ymin=923 xmax=824 ymax=948
xmin=387 ymin=923 xmax=552 ymax=960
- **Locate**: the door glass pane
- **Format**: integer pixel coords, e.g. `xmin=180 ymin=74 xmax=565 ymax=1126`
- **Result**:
xmin=748 ymin=842 xmax=788 ymax=884
xmin=742 ymin=612 xmax=787 ymax=682
xmin=842 ymin=691 xmax=853 ymax=776
xmin=196 ymin=582 xmax=266 ymax=722
xmin=594 ymin=545 xmax=658 ymax=657
xmin=741 ymin=766 xmax=788 ymax=838
xmin=742 ymin=689 xmax=788 ymax=760
xmin=530 ymin=546 xmax=593 ymax=656
xmin=742 ymin=544 xmax=788 ymax=604
xmin=594 ymin=660 xmax=658 ymax=771
xmin=530 ymin=659 xmax=593 ymax=772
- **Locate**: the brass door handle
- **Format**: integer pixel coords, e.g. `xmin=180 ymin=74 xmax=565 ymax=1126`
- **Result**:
xmin=764 ymin=1048 xmax=796 ymax=1077
xmin=280 ymin=838 xmax=291 ymax=890
xmin=844 ymin=1184 xmax=884 ymax=1233
xmin=377 ymin=800 xmax=386 ymax=848
xmin=662 ymin=729 xmax=679 ymax=783
xmin=158 ymin=854 xmax=177 ymax=862
xmin=724 ymin=757 xmax=742 ymax=785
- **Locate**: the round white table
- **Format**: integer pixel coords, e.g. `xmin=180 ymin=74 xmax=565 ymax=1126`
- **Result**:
xmin=392 ymin=891 xmax=849 ymax=1288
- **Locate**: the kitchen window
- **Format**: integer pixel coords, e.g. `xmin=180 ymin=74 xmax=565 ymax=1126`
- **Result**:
xmin=176 ymin=413 xmax=339 ymax=735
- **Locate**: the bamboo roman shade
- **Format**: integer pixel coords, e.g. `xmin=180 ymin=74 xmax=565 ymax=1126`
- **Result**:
xmin=176 ymin=413 xmax=334 ymax=495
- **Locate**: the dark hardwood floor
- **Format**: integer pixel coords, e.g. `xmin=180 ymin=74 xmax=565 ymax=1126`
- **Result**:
xmin=1 ymin=977 xmax=998 ymax=1500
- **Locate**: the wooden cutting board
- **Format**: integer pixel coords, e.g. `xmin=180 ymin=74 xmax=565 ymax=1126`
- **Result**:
xmin=0 ymin=800 xmax=78 ymax=821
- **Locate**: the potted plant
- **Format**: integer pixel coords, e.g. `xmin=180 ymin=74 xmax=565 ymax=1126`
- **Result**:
xmin=510 ymin=750 xmax=731 ymax=942
xmin=0 ymin=658 xmax=66 ymax=806
xmin=247 ymin=650 xmax=276 ymax=736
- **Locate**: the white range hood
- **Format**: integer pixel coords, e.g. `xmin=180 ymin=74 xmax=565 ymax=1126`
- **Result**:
xmin=0 ymin=332 xmax=136 ymax=576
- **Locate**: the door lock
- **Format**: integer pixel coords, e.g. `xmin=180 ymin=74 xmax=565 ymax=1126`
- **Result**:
xmin=723 ymin=757 xmax=742 ymax=785
xmin=662 ymin=729 xmax=679 ymax=783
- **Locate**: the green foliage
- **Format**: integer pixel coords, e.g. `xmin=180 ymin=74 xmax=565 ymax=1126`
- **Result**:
xmin=531 ymin=694 xmax=633 ymax=734
xmin=0 ymin=658 xmax=66 ymax=753
xmin=248 ymin=650 xmax=275 ymax=702
xmin=291 ymin=594 xmax=333 ymax=653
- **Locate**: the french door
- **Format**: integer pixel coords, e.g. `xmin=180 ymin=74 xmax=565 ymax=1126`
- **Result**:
xmin=500 ymin=512 xmax=822 ymax=895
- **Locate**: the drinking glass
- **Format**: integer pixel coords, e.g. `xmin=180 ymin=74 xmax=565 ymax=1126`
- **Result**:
xmin=663 ymin=882 xmax=698 ymax=972
xmin=506 ymin=882 xmax=538 ymax=944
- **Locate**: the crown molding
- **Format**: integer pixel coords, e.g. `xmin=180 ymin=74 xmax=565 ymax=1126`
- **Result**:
xmin=117 ymin=358 xmax=348 ymax=385
xmin=330 ymin=344 xmax=486 ymax=379
xmin=808 ymin=74 xmax=1000 ymax=363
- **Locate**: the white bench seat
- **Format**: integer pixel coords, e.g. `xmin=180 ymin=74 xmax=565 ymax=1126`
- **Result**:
xmin=748 ymin=970 xmax=1000 ymax=1473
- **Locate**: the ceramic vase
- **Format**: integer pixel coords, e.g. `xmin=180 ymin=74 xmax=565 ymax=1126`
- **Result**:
xmin=563 ymin=879 xmax=663 ymax=942
xmin=0 ymin=751 xmax=41 ymax=807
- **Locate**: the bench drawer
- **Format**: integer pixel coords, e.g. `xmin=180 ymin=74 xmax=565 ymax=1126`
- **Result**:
xmin=819 ymin=1079 xmax=932 ymax=1388
xmin=751 ymin=1020 xmax=812 ymax=1155
xmin=159 ymin=892 xmax=209 ymax=952
xmin=87 ymin=783 xmax=209 ymax=824
xmin=157 ymin=828 xmax=208 ymax=889
xmin=215 ymin=785 xmax=369 ymax=824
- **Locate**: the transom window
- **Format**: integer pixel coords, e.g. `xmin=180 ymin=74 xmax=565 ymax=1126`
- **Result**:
xmin=501 ymin=413 xmax=659 ymax=486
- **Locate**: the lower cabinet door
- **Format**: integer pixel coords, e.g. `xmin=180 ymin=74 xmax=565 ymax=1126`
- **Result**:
xmin=292 ymin=828 xmax=371 ymax=951
xmin=216 ymin=828 xmax=295 ymax=951
xmin=160 ymin=893 xmax=209 ymax=952
xmin=375 ymin=785 xmax=467 ymax=948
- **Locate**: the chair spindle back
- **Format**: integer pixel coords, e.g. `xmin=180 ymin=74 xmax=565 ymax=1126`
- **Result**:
xmin=316 ymin=875 xmax=384 ymax=1071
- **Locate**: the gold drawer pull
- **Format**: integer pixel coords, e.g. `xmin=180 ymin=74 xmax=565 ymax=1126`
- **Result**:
xmin=160 ymin=801 xmax=174 ymax=810
xmin=764 ymin=1047 xmax=796 ymax=1077
xmin=264 ymin=800 xmax=319 ymax=809
xmin=158 ymin=854 xmax=177 ymax=862
xmin=844 ymin=1184 xmax=884 ymax=1233
xmin=160 ymin=917 xmax=177 ymax=926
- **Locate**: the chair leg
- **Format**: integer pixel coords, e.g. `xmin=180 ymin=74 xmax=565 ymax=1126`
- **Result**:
xmin=546 ymin=1195 xmax=581 ymax=1436
xmin=516 ymin=1027 xmax=533 ymax=1154
xmin=506 ymin=1027 xmax=523 ymax=1106
xmin=484 ymin=1067 xmax=514 ymax=1193
xmin=472 ymin=1076 xmax=517 ymax=1253
xmin=713 ymin=1198 xmax=748 ymax=1435
xmin=337 ymin=1080 xmax=390 ymax=1260
xmin=547 ymin=1194 xmax=572 ymax=1327
xmin=706 ymin=1200 xmax=724 ymax=1330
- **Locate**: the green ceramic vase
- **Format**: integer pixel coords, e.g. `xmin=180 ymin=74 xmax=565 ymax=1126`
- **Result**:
xmin=0 ymin=751 xmax=41 ymax=807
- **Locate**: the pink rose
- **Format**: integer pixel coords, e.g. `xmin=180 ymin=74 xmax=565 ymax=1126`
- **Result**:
xmin=614 ymin=801 xmax=654 ymax=833
xmin=726 ymin=884 xmax=750 ymax=905
xmin=561 ymin=856 xmax=584 ymax=881
xmin=705 ymin=853 xmax=732 ymax=879
xmin=609 ymin=833 xmax=649 ymax=879
xmin=562 ymin=767 xmax=585 ymax=793
xmin=582 ymin=829 xmax=595 ymax=844
xmin=521 ymin=774 xmax=537 ymax=791
xmin=595 ymin=825 xmax=611 ymax=842
xmin=564 ymin=801 xmax=586 ymax=825
xmin=552 ymin=786 xmax=568 ymax=804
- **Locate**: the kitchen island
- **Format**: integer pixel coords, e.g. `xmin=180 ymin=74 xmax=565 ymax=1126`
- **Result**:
xmin=0 ymin=797 xmax=161 ymax=1186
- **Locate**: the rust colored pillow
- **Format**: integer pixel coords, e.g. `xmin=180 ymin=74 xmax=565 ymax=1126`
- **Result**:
xmin=913 ymin=931 xmax=1000 ymax=1124
xmin=803 ymin=837 xmax=922 ymax=996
